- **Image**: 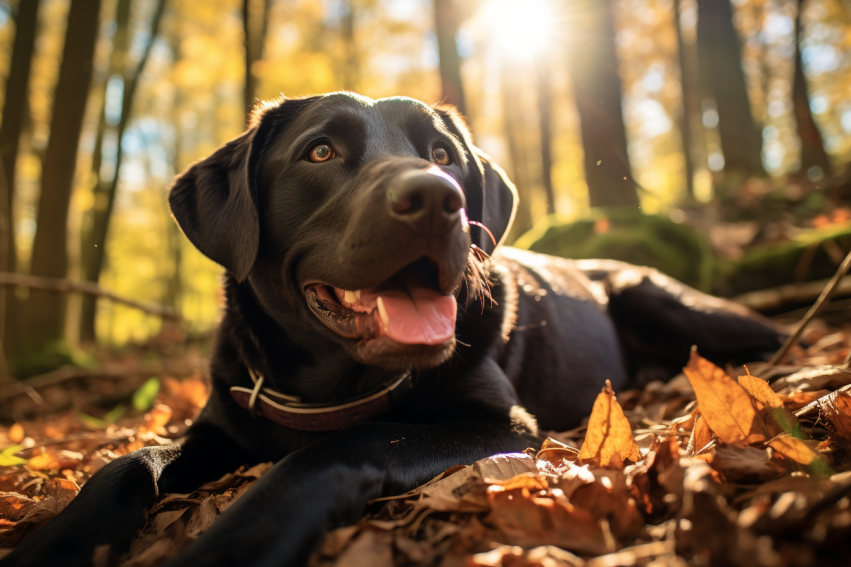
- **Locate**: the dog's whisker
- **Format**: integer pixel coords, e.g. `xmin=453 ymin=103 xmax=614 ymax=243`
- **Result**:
xmin=468 ymin=221 xmax=497 ymax=246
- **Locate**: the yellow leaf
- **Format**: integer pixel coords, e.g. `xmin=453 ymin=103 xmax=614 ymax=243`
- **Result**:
xmin=579 ymin=380 xmax=640 ymax=468
xmin=682 ymin=350 xmax=764 ymax=445
xmin=769 ymin=436 xmax=819 ymax=465
xmin=738 ymin=375 xmax=783 ymax=409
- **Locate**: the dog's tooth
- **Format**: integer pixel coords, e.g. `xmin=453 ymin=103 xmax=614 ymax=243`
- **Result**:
xmin=354 ymin=290 xmax=361 ymax=300
xmin=344 ymin=290 xmax=358 ymax=304
xmin=376 ymin=297 xmax=390 ymax=327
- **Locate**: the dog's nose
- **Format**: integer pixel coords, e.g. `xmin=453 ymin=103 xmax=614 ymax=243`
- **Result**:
xmin=388 ymin=169 xmax=464 ymax=227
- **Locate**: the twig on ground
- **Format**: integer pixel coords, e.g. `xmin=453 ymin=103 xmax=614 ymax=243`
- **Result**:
xmin=0 ymin=362 xmax=197 ymax=401
xmin=0 ymin=272 xmax=180 ymax=320
xmin=767 ymin=248 xmax=851 ymax=366
xmin=734 ymin=274 xmax=851 ymax=312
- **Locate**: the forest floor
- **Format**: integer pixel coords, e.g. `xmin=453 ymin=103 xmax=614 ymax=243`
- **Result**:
xmin=2 ymin=320 xmax=851 ymax=566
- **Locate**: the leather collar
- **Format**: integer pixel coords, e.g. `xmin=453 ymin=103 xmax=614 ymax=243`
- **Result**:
xmin=230 ymin=369 xmax=412 ymax=432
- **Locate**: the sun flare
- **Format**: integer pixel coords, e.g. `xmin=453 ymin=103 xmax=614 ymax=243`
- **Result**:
xmin=479 ymin=0 xmax=555 ymax=59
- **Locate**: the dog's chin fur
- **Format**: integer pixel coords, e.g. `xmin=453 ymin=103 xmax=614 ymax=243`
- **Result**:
xmin=350 ymin=336 xmax=456 ymax=370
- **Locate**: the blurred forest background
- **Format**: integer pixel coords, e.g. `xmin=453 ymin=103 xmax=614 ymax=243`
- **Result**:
xmin=0 ymin=0 xmax=850 ymax=378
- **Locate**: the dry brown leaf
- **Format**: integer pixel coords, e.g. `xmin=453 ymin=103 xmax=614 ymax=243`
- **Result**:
xmin=691 ymin=415 xmax=714 ymax=455
xmin=486 ymin=487 xmax=609 ymax=556
xmin=779 ymin=389 xmax=830 ymax=410
xmin=140 ymin=404 xmax=173 ymax=435
xmin=682 ymin=350 xmax=764 ymax=445
xmin=814 ymin=390 xmax=851 ymax=439
xmin=0 ymin=492 xmax=37 ymax=522
xmin=331 ymin=530 xmax=393 ymax=567
xmin=418 ymin=466 xmax=489 ymax=513
xmin=578 ymin=380 xmax=640 ymax=469
xmin=474 ymin=453 xmax=537 ymax=482
xmin=738 ymin=375 xmax=783 ymax=409
xmin=536 ymin=437 xmax=580 ymax=465
xmin=709 ymin=446 xmax=784 ymax=483
xmin=769 ymin=436 xmax=821 ymax=465
xmin=7 ymin=424 xmax=24 ymax=444
xmin=26 ymin=449 xmax=82 ymax=471
xmin=470 ymin=544 xmax=585 ymax=567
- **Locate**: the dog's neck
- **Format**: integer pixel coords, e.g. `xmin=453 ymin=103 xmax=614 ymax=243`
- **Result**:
xmin=222 ymin=276 xmax=404 ymax=404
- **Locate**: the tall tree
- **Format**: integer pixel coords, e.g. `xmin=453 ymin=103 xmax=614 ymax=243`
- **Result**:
xmin=433 ymin=0 xmax=467 ymax=115
xmin=536 ymin=64 xmax=556 ymax=213
xmin=78 ymin=0 xmax=132 ymax=344
xmin=567 ymin=0 xmax=639 ymax=208
xmin=19 ymin=0 xmax=103 ymax=356
xmin=501 ymin=63 xmax=533 ymax=239
xmin=792 ymin=0 xmax=832 ymax=178
xmin=674 ymin=0 xmax=700 ymax=197
xmin=696 ymin=0 xmax=766 ymax=177
xmin=79 ymin=0 xmax=166 ymax=344
xmin=243 ymin=0 xmax=271 ymax=120
xmin=0 ymin=0 xmax=41 ymax=347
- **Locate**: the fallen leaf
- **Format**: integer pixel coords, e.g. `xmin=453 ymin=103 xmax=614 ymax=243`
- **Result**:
xmin=26 ymin=449 xmax=82 ymax=471
xmin=578 ymin=380 xmax=640 ymax=468
xmin=0 ymin=492 xmax=37 ymax=521
xmin=768 ymin=436 xmax=820 ymax=465
xmin=709 ymin=446 xmax=784 ymax=483
xmin=133 ymin=377 xmax=161 ymax=412
xmin=813 ymin=390 xmax=851 ymax=439
xmin=739 ymin=374 xmax=800 ymax=436
xmin=140 ymin=404 xmax=173 ymax=435
xmin=690 ymin=415 xmax=714 ymax=455
xmin=487 ymin=487 xmax=609 ymax=555
xmin=0 ymin=446 xmax=27 ymax=467
xmin=682 ymin=350 xmax=764 ymax=445
xmin=331 ymin=530 xmax=393 ymax=567
xmin=7 ymin=424 xmax=24 ymax=444
xmin=474 ymin=453 xmax=537 ymax=482
xmin=536 ymin=437 xmax=580 ymax=465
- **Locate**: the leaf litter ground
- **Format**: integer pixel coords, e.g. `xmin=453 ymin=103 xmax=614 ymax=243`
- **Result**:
xmin=4 ymin=322 xmax=851 ymax=565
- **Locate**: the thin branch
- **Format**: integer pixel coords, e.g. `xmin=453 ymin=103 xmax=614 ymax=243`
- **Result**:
xmin=768 ymin=248 xmax=851 ymax=366
xmin=0 ymin=272 xmax=180 ymax=320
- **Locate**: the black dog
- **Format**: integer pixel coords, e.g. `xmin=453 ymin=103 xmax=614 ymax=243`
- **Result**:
xmin=2 ymin=93 xmax=782 ymax=566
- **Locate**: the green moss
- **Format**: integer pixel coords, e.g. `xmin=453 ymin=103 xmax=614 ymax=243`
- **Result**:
xmin=13 ymin=340 xmax=97 ymax=378
xmin=514 ymin=208 xmax=712 ymax=290
xmin=715 ymin=223 xmax=851 ymax=296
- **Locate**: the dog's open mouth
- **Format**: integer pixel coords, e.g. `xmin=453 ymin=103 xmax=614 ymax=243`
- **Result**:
xmin=306 ymin=258 xmax=457 ymax=346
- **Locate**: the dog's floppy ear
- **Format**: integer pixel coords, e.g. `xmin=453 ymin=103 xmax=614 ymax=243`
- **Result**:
xmin=169 ymin=96 xmax=319 ymax=281
xmin=433 ymin=105 xmax=517 ymax=255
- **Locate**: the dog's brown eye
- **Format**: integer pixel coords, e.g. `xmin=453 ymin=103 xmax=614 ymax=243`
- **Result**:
xmin=308 ymin=144 xmax=334 ymax=162
xmin=432 ymin=146 xmax=451 ymax=165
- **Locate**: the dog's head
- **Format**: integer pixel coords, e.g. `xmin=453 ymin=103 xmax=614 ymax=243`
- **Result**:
xmin=169 ymin=93 xmax=516 ymax=369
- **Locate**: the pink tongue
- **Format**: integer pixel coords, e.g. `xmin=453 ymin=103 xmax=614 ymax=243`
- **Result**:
xmin=378 ymin=273 xmax=456 ymax=346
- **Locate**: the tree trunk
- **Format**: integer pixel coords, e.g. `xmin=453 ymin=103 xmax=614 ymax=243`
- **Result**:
xmin=792 ymin=0 xmax=832 ymax=178
xmin=79 ymin=0 xmax=165 ymax=345
xmin=536 ymin=64 xmax=556 ymax=214
xmin=696 ymin=0 xmax=765 ymax=177
xmin=433 ymin=0 xmax=467 ymax=115
xmin=18 ymin=0 xmax=102 ymax=357
xmin=567 ymin=0 xmax=639 ymax=208
xmin=674 ymin=0 xmax=698 ymax=197
xmin=501 ymin=64 xmax=533 ymax=239
xmin=0 ymin=0 xmax=41 ymax=351
xmin=243 ymin=0 xmax=271 ymax=121
xmin=79 ymin=0 xmax=132 ymax=345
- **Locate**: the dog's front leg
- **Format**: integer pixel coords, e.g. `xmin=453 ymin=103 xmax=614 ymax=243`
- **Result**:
xmin=164 ymin=416 xmax=535 ymax=567
xmin=0 ymin=422 xmax=250 ymax=567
